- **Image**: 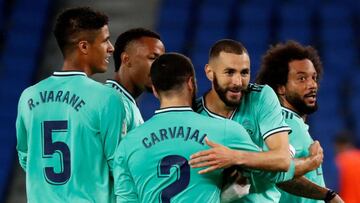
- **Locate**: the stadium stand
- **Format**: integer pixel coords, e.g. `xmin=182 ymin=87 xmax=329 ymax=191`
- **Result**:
xmin=0 ymin=0 xmax=54 ymax=201
xmin=2 ymin=0 xmax=360 ymax=201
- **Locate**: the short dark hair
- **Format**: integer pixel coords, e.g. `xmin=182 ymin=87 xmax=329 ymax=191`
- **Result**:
xmin=54 ymin=7 xmax=109 ymax=56
xmin=113 ymin=28 xmax=161 ymax=72
xmin=150 ymin=53 xmax=195 ymax=92
xmin=209 ymin=39 xmax=248 ymax=61
xmin=256 ymin=40 xmax=323 ymax=91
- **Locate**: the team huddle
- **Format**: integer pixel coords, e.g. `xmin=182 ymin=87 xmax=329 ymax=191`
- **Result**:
xmin=15 ymin=7 xmax=343 ymax=203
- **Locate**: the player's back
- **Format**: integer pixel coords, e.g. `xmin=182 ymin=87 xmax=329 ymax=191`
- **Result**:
xmin=115 ymin=107 xmax=258 ymax=203
xmin=16 ymin=71 xmax=124 ymax=203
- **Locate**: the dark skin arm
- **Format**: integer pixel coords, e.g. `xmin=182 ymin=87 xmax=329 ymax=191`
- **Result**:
xmin=277 ymin=177 xmax=344 ymax=203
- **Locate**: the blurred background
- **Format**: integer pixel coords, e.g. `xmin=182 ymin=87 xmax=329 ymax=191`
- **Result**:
xmin=1 ymin=0 xmax=360 ymax=202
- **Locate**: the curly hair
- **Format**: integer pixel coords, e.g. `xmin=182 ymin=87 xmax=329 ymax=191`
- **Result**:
xmin=113 ymin=28 xmax=161 ymax=72
xmin=54 ymin=7 xmax=109 ymax=56
xmin=256 ymin=40 xmax=323 ymax=91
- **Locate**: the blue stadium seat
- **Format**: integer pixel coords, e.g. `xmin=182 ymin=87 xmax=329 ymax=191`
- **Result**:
xmin=193 ymin=28 xmax=229 ymax=51
xmin=235 ymin=27 xmax=268 ymax=81
xmin=278 ymin=26 xmax=311 ymax=44
xmin=320 ymin=25 xmax=354 ymax=46
xmin=237 ymin=2 xmax=272 ymax=26
xmin=0 ymin=0 xmax=53 ymax=199
xmin=156 ymin=0 xmax=192 ymax=52
xmin=320 ymin=3 xmax=351 ymax=27
xmin=280 ymin=3 xmax=312 ymax=25
xmin=138 ymin=93 xmax=160 ymax=121
xmin=321 ymin=47 xmax=356 ymax=76
xmin=278 ymin=3 xmax=312 ymax=44
xmin=189 ymin=49 xmax=211 ymax=95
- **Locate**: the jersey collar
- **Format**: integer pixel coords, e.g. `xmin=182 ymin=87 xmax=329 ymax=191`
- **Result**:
xmin=281 ymin=106 xmax=301 ymax=119
xmin=105 ymin=79 xmax=136 ymax=105
xmin=53 ymin=71 xmax=87 ymax=77
xmin=155 ymin=106 xmax=193 ymax=115
xmin=201 ymin=96 xmax=237 ymax=120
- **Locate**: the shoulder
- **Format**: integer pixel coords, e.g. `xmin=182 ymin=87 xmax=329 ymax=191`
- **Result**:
xmin=89 ymin=83 xmax=124 ymax=109
xmin=18 ymin=78 xmax=49 ymax=100
xmin=91 ymin=81 xmax=123 ymax=100
xmin=247 ymin=83 xmax=275 ymax=97
xmin=245 ymin=83 xmax=275 ymax=102
xmin=282 ymin=108 xmax=305 ymax=133
xmin=282 ymin=108 xmax=299 ymax=121
xmin=247 ymin=83 xmax=266 ymax=92
xmin=244 ymin=84 xmax=278 ymax=109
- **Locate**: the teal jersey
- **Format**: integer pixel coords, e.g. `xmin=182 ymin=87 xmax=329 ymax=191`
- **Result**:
xmin=196 ymin=84 xmax=292 ymax=203
xmin=113 ymin=107 xmax=293 ymax=203
xmin=105 ymin=79 xmax=144 ymax=136
xmin=16 ymin=71 xmax=125 ymax=203
xmin=279 ymin=107 xmax=325 ymax=203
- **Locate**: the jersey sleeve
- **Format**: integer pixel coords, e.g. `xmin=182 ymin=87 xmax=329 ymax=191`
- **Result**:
xmin=224 ymin=120 xmax=295 ymax=185
xmin=100 ymin=92 xmax=125 ymax=174
xmin=114 ymin=141 xmax=139 ymax=203
xmin=16 ymin=93 xmax=28 ymax=171
xmin=257 ymin=85 xmax=291 ymax=140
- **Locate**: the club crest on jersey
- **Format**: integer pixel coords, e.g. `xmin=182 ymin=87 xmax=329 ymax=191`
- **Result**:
xmin=242 ymin=120 xmax=255 ymax=136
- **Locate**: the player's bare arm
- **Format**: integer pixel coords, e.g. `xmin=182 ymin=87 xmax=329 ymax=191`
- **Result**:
xmin=277 ymin=177 xmax=344 ymax=203
xmin=292 ymin=140 xmax=324 ymax=177
xmin=189 ymin=132 xmax=291 ymax=174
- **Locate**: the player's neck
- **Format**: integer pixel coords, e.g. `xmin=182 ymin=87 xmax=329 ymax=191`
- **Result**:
xmin=205 ymin=90 xmax=235 ymax=118
xmin=115 ymin=71 xmax=141 ymax=99
xmin=160 ymin=98 xmax=192 ymax=109
xmin=62 ymin=59 xmax=92 ymax=76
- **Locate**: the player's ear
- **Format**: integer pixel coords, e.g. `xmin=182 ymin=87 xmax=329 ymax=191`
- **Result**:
xmin=205 ymin=64 xmax=214 ymax=81
xmin=78 ymin=41 xmax=89 ymax=54
xmin=121 ymin=52 xmax=131 ymax=67
xmin=152 ymin=85 xmax=159 ymax=99
xmin=277 ymin=85 xmax=286 ymax=95
xmin=187 ymin=76 xmax=195 ymax=92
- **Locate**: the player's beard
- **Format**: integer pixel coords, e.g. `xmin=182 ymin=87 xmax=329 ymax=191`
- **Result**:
xmin=285 ymin=91 xmax=318 ymax=116
xmin=213 ymin=74 xmax=243 ymax=108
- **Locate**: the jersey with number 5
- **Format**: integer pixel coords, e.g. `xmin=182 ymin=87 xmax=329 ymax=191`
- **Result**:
xmin=16 ymin=71 xmax=125 ymax=203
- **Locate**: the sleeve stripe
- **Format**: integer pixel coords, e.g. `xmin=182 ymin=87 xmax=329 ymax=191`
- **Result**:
xmin=263 ymin=126 xmax=291 ymax=140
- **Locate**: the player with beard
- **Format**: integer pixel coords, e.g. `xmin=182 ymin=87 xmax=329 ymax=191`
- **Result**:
xmin=113 ymin=53 xmax=310 ymax=203
xmin=106 ymin=28 xmax=165 ymax=135
xmin=189 ymin=39 xmax=327 ymax=202
xmin=256 ymin=40 xmax=343 ymax=203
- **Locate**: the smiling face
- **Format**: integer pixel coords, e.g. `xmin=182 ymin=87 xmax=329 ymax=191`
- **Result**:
xmin=283 ymin=59 xmax=319 ymax=115
xmin=87 ymin=25 xmax=114 ymax=74
xmin=207 ymin=51 xmax=250 ymax=107
xmin=127 ymin=37 xmax=165 ymax=92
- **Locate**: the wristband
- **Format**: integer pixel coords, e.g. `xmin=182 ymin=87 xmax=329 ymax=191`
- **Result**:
xmin=324 ymin=189 xmax=337 ymax=202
